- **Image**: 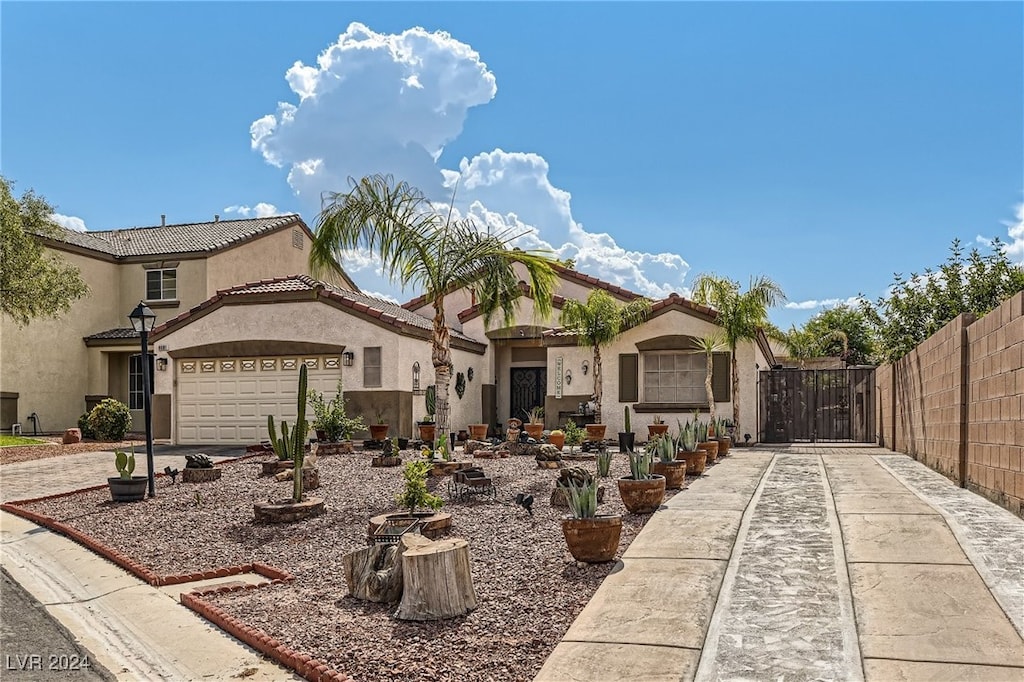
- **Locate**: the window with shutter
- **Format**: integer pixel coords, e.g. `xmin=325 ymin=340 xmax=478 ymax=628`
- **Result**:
xmin=712 ymin=352 xmax=731 ymax=401
xmin=618 ymin=353 xmax=638 ymax=402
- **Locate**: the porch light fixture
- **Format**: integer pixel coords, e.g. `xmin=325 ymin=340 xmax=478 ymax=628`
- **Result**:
xmin=156 ymin=358 xmax=168 ymax=371
xmin=128 ymin=301 xmax=157 ymax=498
xmin=565 ymin=369 xmax=572 ymax=385
xmin=343 ymin=351 xmax=355 ymax=367
xmin=412 ymin=361 xmax=421 ymax=391
xmin=581 ymin=360 xmax=589 ymax=375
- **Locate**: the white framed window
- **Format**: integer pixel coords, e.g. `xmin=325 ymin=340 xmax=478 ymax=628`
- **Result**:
xmin=146 ymin=269 xmax=177 ymax=300
xmin=642 ymin=351 xmax=706 ymax=404
xmin=129 ymin=353 xmax=154 ymax=410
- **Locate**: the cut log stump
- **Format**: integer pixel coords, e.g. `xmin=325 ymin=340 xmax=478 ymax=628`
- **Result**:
xmin=394 ymin=537 xmax=478 ymax=621
xmin=342 ymin=534 xmax=431 ymax=603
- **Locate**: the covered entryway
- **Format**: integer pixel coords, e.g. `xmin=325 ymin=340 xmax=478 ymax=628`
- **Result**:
xmin=176 ymin=355 xmax=342 ymax=444
xmin=758 ymin=368 xmax=875 ymax=443
xmin=510 ymin=367 xmax=546 ymax=423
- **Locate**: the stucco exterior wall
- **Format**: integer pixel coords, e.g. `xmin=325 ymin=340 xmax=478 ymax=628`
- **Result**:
xmin=118 ymin=258 xmax=207 ymax=326
xmin=0 ymin=251 xmax=122 ymax=431
xmin=206 ymin=227 xmax=317 ymax=293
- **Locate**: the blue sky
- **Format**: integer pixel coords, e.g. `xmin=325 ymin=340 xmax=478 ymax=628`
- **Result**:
xmin=4 ymin=1 xmax=1022 ymax=328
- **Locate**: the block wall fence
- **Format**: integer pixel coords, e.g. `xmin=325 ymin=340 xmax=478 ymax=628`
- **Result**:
xmin=876 ymin=291 xmax=1023 ymax=517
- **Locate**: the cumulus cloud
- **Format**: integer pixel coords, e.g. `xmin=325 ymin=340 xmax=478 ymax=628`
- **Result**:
xmin=223 ymin=203 xmax=281 ymax=218
xmin=50 ymin=213 xmax=87 ymax=232
xmin=784 ymin=296 xmax=863 ymax=311
xmin=1002 ymin=204 xmax=1023 ymax=263
xmin=250 ymin=22 xmax=691 ymax=299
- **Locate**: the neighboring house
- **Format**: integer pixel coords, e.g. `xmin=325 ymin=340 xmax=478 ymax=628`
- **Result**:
xmin=3 ymin=218 xmax=773 ymax=445
xmin=0 ymin=214 xmax=355 ymax=436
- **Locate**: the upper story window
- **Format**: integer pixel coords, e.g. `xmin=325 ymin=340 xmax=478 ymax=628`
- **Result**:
xmin=146 ymin=269 xmax=177 ymax=301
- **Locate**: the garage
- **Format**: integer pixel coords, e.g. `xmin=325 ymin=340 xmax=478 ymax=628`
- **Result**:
xmin=176 ymin=355 xmax=342 ymax=445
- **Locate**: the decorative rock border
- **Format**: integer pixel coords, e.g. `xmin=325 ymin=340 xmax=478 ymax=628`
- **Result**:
xmin=253 ymin=497 xmax=325 ymax=524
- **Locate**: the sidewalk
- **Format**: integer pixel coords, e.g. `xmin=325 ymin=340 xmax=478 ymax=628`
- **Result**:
xmin=536 ymin=445 xmax=1024 ymax=681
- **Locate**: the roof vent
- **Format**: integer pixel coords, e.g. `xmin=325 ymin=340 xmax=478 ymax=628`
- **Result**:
xmin=161 ymin=214 xmax=166 ymax=226
xmin=214 ymin=214 xmax=220 ymax=223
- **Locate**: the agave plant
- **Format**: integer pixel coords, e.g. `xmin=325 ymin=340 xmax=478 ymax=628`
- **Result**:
xmin=596 ymin=449 xmax=613 ymax=477
xmin=678 ymin=419 xmax=698 ymax=452
xmin=652 ymin=435 xmax=675 ymax=463
xmin=565 ymin=478 xmax=599 ymax=519
xmin=627 ymin=449 xmax=653 ymax=480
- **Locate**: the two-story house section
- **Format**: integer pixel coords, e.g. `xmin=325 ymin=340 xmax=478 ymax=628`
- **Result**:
xmin=0 ymin=214 xmax=356 ymax=437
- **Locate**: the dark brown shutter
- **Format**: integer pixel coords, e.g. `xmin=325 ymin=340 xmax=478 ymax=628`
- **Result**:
xmin=712 ymin=352 xmax=730 ymax=401
xmin=619 ymin=353 xmax=638 ymax=402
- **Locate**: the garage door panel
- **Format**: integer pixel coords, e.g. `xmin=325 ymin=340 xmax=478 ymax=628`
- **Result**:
xmin=177 ymin=357 xmax=341 ymax=445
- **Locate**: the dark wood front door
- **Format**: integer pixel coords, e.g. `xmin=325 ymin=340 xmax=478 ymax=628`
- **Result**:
xmin=510 ymin=367 xmax=546 ymax=422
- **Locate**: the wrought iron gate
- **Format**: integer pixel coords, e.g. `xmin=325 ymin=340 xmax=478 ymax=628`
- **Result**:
xmin=510 ymin=367 xmax=546 ymax=422
xmin=759 ymin=368 xmax=875 ymax=443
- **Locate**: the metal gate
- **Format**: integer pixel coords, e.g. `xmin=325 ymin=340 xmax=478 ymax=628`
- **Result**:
xmin=510 ymin=367 xmax=546 ymax=422
xmin=759 ymin=368 xmax=875 ymax=443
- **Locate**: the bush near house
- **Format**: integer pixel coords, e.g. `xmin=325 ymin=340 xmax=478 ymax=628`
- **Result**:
xmin=87 ymin=398 xmax=132 ymax=441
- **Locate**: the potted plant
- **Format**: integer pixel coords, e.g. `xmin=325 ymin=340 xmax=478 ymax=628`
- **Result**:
xmin=596 ymin=448 xmax=613 ymax=477
xmin=396 ymin=460 xmax=445 ymax=517
xmin=616 ymin=448 xmax=665 ymax=514
xmin=417 ymin=385 xmax=437 ymax=442
xmin=371 ymin=437 xmax=403 ymax=467
xmin=108 ymin=447 xmax=147 ymax=502
xmin=716 ymin=417 xmax=732 ymax=456
xmin=523 ymin=406 xmax=545 ymax=440
xmin=647 ymin=415 xmax=669 ymax=439
xmin=561 ymin=477 xmax=622 ymax=563
xmin=676 ymin=419 xmax=707 ymax=475
xmin=649 ymin=434 xmax=687 ymax=490
xmin=369 ymin=407 xmax=389 ymax=442
xmin=563 ymin=419 xmax=585 ymax=455
xmin=182 ymin=453 xmax=221 ymax=483
xmin=694 ymin=412 xmax=719 ymax=463
xmin=617 ymin=405 xmax=635 ymax=454
xmin=308 ymin=379 xmax=365 ymax=455
xmin=468 ymin=423 xmax=489 ymax=441
xmin=547 ymin=428 xmax=565 ymax=451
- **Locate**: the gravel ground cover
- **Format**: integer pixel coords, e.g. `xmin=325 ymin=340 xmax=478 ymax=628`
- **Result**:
xmin=18 ymin=450 xmax=692 ymax=682
xmin=1 ymin=437 xmax=146 ymax=465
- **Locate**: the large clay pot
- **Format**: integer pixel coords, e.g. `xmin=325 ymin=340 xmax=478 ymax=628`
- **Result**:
xmin=585 ymin=424 xmax=607 ymax=442
xmin=369 ymin=424 xmax=390 ymax=441
xmin=417 ymin=423 xmax=436 ymax=443
xmin=647 ymin=423 xmax=669 ymax=439
xmin=677 ymin=450 xmax=707 ymax=475
xmin=108 ymin=476 xmax=147 ymax=502
xmin=468 ymin=424 xmax=489 ymax=440
xmin=717 ymin=437 xmax=731 ymax=456
xmin=698 ymin=440 xmax=719 ymax=463
xmin=651 ymin=460 xmax=688 ymax=490
xmin=561 ymin=515 xmax=622 ymax=563
xmin=616 ymin=475 xmax=666 ymax=514
xmin=548 ymin=431 xmax=565 ymax=450
xmin=524 ymin=423 xmax=545 ymax=440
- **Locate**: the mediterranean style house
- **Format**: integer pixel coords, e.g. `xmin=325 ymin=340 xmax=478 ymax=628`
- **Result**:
xmin=2 ymin=217 xmax=775 ymax=445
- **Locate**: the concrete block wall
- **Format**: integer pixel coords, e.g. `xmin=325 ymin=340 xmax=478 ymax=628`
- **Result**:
xmin=965 ymin=292 xmax=1023 ymax=514
xmin=876 ymin=292 xmax=1022 ymax=517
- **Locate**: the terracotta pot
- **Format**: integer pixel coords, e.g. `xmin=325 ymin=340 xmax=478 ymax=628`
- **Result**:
xmin=585 ymin=424 xmax=607 ymax=442
xmin=616 ymin=475 xmax=666 ymax=514
xmin=677 ymin=450 xmax=707 ymax=475
xmin=651 ymin=460 xmax=688 ymax=490
xmin=369 ymin=424 xmax=389 ymax=441
xmin=717 ymin=437 xmax=731 ymax=456
xmin=418 ymin=423 xmax=436 ymax=443
xmin=699 ymin=440 xmax=719 ymax=463
xmin=524 ymin=423 xmax=545 ymax=440
xmin=548 ymin=432 xmax=565 ymax=450
xmin=468 ymin=424 xmax=489 ymax=440
xmin=647 ymin=423 xmax=669 ymax=439
xmin=561 ymin=515 xmax=622 ymax=563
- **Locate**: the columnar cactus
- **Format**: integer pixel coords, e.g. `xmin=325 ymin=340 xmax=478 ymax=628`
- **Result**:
xmin=293 ymin=363 xmax=309 ymax=502
xmin=623 ymin=405 xmax=631 ymax=433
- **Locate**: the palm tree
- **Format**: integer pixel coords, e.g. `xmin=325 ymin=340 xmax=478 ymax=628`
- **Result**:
xmin=771 ymin=326 xmax=849 ymax=369
xmin=310 ymin=174 xmax=559 ymax=436
xmin=695 ymin=334 xmax=726 ymax=422
xmin=691 ymin=274 xmax=785 ymax=431
xmin=559 ymin=290 xmax=651 ymax=424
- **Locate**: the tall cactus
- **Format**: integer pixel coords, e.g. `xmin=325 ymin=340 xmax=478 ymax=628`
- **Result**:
xmin=623 ymin=405 xmax=631 ymax=433
xmin=293 ymin=364 xmax=309 ymax=502
xmin=268 ymin=415 xmax=291 ymax=461
xmin=425 ymin=384 xmax=436 ymax=418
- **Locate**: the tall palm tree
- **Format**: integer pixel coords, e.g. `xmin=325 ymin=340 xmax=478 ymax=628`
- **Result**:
xmin=691 ymin=274 xmax=785 ymax=431
xmin=695 ymin=334 xmax=727 ymax=422
xmin=310 ymin=174 xmax=559 ymax=436
xmin=770 ymin=326 xmax=849 ymax=369
xmin=559 ymin=290 xmax=651 ymax=424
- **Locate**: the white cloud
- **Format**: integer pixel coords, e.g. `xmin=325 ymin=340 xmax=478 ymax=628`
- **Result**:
xmin=784 ymin=296 xmax=863 ymax=311
xmin=362 ymin=290 xmax=400 ymax=304
xmin=222 ymin=203 xmax=281 ymax=218
xmin=50 ymin=213 xmax=87 ymax=232
xmin=250 ymin=22 xmax=692 ymax=300
xmin=1003 ymin=204 xmax=1023 ymax=264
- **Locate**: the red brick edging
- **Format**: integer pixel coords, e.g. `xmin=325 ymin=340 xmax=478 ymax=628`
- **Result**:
xmin=0 ymin=450 xmax=351 ymax=682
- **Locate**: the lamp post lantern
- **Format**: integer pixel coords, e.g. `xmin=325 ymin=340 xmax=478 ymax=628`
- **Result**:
xmin=128 ymin=301 xmax=157 ymax=498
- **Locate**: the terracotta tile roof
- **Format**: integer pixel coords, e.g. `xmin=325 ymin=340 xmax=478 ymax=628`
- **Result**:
xmin=152 ymin=275 xmax=484 ymax=347
xmin=41 ymin=215 xmax=305 ymax=257
xmin=83 ymin=328 xmax=140 ymax=340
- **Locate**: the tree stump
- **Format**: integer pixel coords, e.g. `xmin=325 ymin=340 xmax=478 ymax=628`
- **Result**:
xmin=342 ymin=534 xmax=431 ymax=603
xmin=394 ymin=538 xmax=478 ymax=621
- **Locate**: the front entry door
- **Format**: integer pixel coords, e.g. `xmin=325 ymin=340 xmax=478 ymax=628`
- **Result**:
xmin=510 ymin=367 xmax=546 ymax=422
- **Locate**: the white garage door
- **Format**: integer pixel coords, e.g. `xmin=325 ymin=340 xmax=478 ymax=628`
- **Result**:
xmin=176 ymin=355 xmax=342 ymax=445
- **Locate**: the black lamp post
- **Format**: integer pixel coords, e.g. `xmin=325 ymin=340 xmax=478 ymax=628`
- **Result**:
xmin=128 ymin=301 xmax=157 ymax=498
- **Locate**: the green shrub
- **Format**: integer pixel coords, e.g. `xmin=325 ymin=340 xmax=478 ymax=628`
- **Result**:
xmin=87 ymin=398 xmax=132 ymax=441
xmin=77 ymin=413 xmax=96 ymax=440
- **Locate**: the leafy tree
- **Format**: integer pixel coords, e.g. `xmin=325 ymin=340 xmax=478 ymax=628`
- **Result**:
xmin=1 ymin=177 xmax=89 ymax=326
xmin=310 ymin=174 xmax=559 ymax=436
xmin=861 ymin=239 xmax=1024 ymax=363
xmin=770 ymin=325 xmax=848 ymax=368
xmin=691 ymin=274 xmax=785 ymax=432
xmin=803 ymin=305 xmax=873 ymax=365
xmin=559 ymin=290 xmax=651 ymax=424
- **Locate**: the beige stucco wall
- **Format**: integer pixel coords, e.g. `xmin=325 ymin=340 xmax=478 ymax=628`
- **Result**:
xmin=117 ymin=258 xmax=207 ymax=326
xmin=206 ymin=227 xmax=317 ymax=293
xmin=0 ymin=251 xmax=123 ymax=431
